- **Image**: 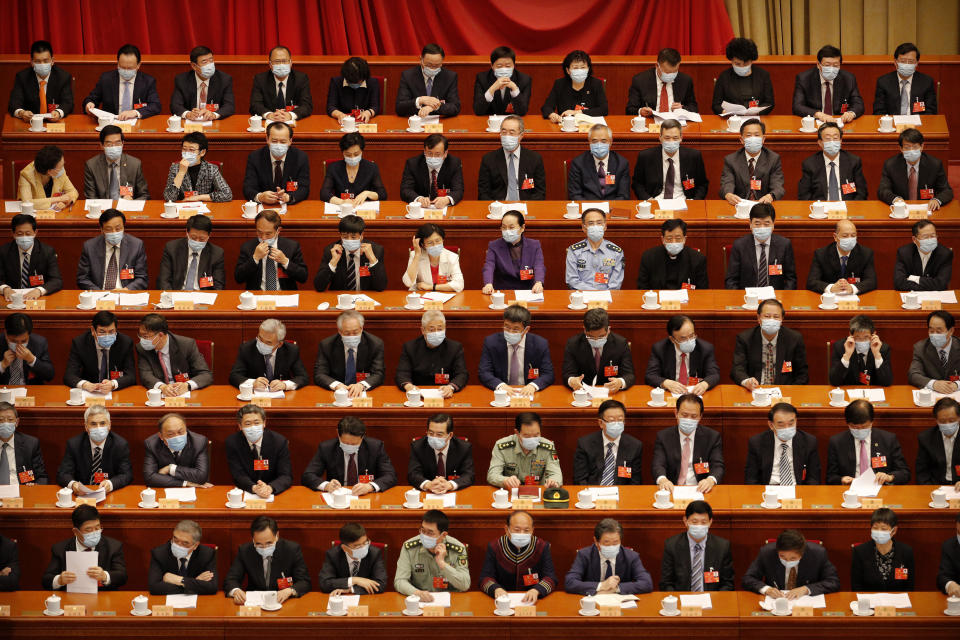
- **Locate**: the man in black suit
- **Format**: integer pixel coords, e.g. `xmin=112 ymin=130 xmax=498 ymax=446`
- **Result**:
xmin=0 ymin=313 xmax=54 ymax=385
xmin=0 ymin=534 xmax=19 ymax=591
xmin=396 ymin=43 xmax=460 ymax=118
xmin=242 ymin=122 xmax=311 ymax=205
xmin=798 ymin=122 xmax=868 ymax=201
xmin=0 ymin=400 xmax=48 ymax=484
xmin=646 ymin=315 xmax=720 ymax=394
xmin=318 ymin=522 xmax=388 ymax=595
xmin=473 ymin=46 xmax=531 ymax=116
xmin=567 ymin=124 xmax=630 ymax=200
xmin=562 ymin=308 xmax=635 ymax=391
xmin=82 ymin=43 xmax=161 ymax=120
xmin=225 ymin=404 xmax=293 ymax=497
xmin=399 ymin=134 xmax=464 ymax=208
xmin=0 ymin=214 xmax=63 ymax=299
xmin=830 ymin=314 xmax=892 ymax=387
xmin=57 ymin=405 xmax=133 ymax=494
xmin=314 ymin=215 xmax=387 ymax=292
xmin=720 ymin=119 xmax=785 ymax=204
xmin=807 ymin=220 xmax=876 ymax=295
xmin=8 ymin=40 xmax=73 ymax=122
xmin=249 ymin=46 xmax=313 ymax=121
xmin=632 ymin=119 xmax=709 ymax=200
xmin=302 ymin=416 xmax=397 ymax=495
xmin=894 ymin=220 xmax=953 ymax=291
xmin=148 ymin=520 xmax=218 ymax=595
xmin=229 ymin=318 xmax=308 ymax=390
xmin=878 ymin=128 xmax=953 ymax=211
xmin=637 ymin=219 xmax=708 ymax=290
xmin=743 ymin=529 xmax=840 ymax=597
xmin=234 ymin=209 xmax=308 ymax=291
xmin=652 ymin=394 xmax=724 ymax=493
xmin=477 ymin=304 xmax=554 ymax=395
xmin=224 ymin=516 xmax=311 ymax=603
xmin=626 ymin=47 xmax=698 ymax=115
xmin=170 ymin=46 xmax=235 ymax=120
xmin=157 ymin=214 xmax=225 ymax=290
xmin=77 ymin=209 xmax=149 ymax=290
xmin=917 ymin=397 xmax=960 ymax=488
xmin=873 ymin=42 xmax=938 ymax=115
xmin=660 ymin=500 xmax=734 ymax=591
xmin=910 ymin=311 xmax=960 ymax=392
xmin=745 ymin=402 xmax=821 ymax=485
xmin=938 ymin=513 xmax=960 ymax=596
xmin=724 ymin=203 xmax=796 ymax=289
xmin=143 ymin=413 xmax=210 ymax=488
xmin=732 ymin=298 xmax=809 ymax=388
xmin=63 ymin=310 xmax=136 ymax=392
xmin=826 ymin=399 xmax=911 ymax=485
xmin=791 ymin=45 xmax=864 ymax=121
xmin=314 ymin=310 xmax=385 ymax=394
xmin=573 ymin=399 xmax=643 ymax=485
xmin=478 ymin=115 xmax=547 ymax=201
xmin=136 ymin=313 xmax=212 ymax=394
xmin=408 ymin=413 xmax=474 ymax=492
xmin=395 ymin=310 xmax=469 ymax=397
xmin=42 ymin=504 xmax=127 ymax=591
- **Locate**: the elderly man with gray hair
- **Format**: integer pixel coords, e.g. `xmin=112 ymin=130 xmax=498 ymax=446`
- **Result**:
xmin=395 ymin=310 xmax=468 ymax=398
xmin=314 ymin=310 xmax=385 ymax=396
xmin=567 ymin=123 xmax=631 ymax=200
xmin=148 ymin=519 xmax=218 ymax=595
xmin=478 ymin=115 xmax=546 ymax=201
xmin=228 ymin=317 xmax=308 ymax=391
xmin=57 ymin=404 xmax=133 ymax=494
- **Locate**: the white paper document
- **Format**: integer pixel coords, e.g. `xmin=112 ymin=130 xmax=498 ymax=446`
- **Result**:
xmin=418 ymin=388 xmax=444 ymax=399
xmin=850 ymin=468 xmax=881 ymax=497
xmin=654 ymin=197 xmax=688 ymax=210
xmin=680 ymin=593 xmax=713 ymax=609
xmin=89 ymin=107 xmax=116 ymax=120
xmin=323 ymin=202 xmax=380 ymax=215
xmin=421 ymin=591 xmax=451 ymax=607
xmin=426 ymin=492 xmax=457 ymax=507
xmin=579 ymin=201 xmax=609 ymax=213
xmin=821 ymin=200 xmax=847 ymax=212
xmin=0 ymin=485 xmax=20 ymax=499
xmin=761 ymin=594 xmax=826 ymax=610
xmin=845 ymin=388 xmax=885 ymax=402
xmin=672 ymin=486 xmax=704 ymax=501
xmin=592 ymin=593 xmax=638 ymax=609
xmin=243 ymin=591 xmax=269 ymax=606
xmin=500 ymin=202 xmax=528 ymax=214
xmin=733 ymin=199 xmax=760 ymax=216
xmin=83 ymin=199 xmax=113 ymax=211
xmin=905 ymin=204 xmax=929 ymax=214
xmin=764 ymin=485 xmax=796 ymax=499
xmin=900 ymin=291 xmax=957 ymax=304
xmin=164 ymin=487 xmax=197 ymax=502
xmin=580 ymin=290 xmax=613 ymax=303
xmin=586 ymin=486 xmax=619 ymax=501
xmin=573 ymin=113 xmax=606 ymax=126
xmin=352 ymin=293 xmax=381 ymax=306
xmin=581 ymin=384 xmax=609 ymax=399
xmin=745 ymin=286 xmax=777 ymax=299
xmin=4 ymin=202 xmax=22 ymax=213
xmin=420 ymin=292 xmax=456 ymax=303
xmin=166 ymin=594 xmax=198 ymax=608
xmin=253 ymin=389 xmax=285 ymax=399
xmin=184 ymin=119 xmax=214 ymax=127
xmin=857 ymin=592 xmax=912 ymax=608
xmin=175 ymin=202 xmax=211 ymax=214
xmin=658 ymin=289 xmax=689 ymax=303
xmin=720 ymin=101 xmax=770 ymax=116
xmin=939 ymin=485 xmax=960 ymax=500
xmin=240 ymin=489 xmax=275 ymax=503
xmin=893 ymin=115 xmax=922 ymax=126
xmin=118 ymin=292 xmax=150 ymax=306
xmin=513 ymin=290 xmax=544 ymax=303
xmin=328 ymin=594 xmax=360 ymax=610
xmin=114 ymin=199 xmax=146 ymax=212
xmin=66 ymin=551 xmax=99 ymax=593
xmin=81 ymin=391 xmax=112 ymax=403
xmin=320 ymin=492 xmax=359 ymax=507
xmin=168 ymin=291 xmax=218 ymax=305
xmin=253 ymin=294 xmax=299 ymax=308
xmin=651 ymin=109 xmax=702 ymax=124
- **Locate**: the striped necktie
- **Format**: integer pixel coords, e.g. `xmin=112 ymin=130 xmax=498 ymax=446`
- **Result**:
xmin=691 ymin=543 xmax=704 ymax=591
xmin=20 ymin=249 xmax=30 ymax=288
xmin=778 ymin=442 xmax=794 ymax=485
xmin=601 ymin=442 xmax=616 ymax=486
xmin=89 ymin=446 xmax=102 ymax=484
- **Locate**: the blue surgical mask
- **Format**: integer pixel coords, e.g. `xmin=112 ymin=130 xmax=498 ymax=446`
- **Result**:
xmin=139 ymin=337 xmax=156 ymax=351
xmin=687 ymin=524 xmax=709 ymax=539
xmin=341 ymin=334 xmax=362 ymax=350
xmin=837 ymin=236 xmax=857 ymax=252
xmin=170 ymin=541 xmax=191 ymax=559
xmin=662 ymin=140 xmax=681 ymax=154
xmin=117 ymin=67 xmax=136 ymax=81
xmin=426 ymin=244 xmax=444 ymax=258
xmin=779 ymin=557 xmax=800 ymax=569
xmin=849 ymin=427 xmax=871 ymax=441
xmin=503 ymin=331 xmax=522 ymax=346
xmin=930 ymin=332 xmax=949 ymax=349
xmin=604 ymin=421 xmax=624 ymax=439
xmin=743 ymin=136 xmax=763 ymax=154
xmin=501 ymin=228 xmax=521 ymax=244
xmin=501 ymin=135 xmax=519 ymax=152
xmin=166 ymin=434 xmax=187 ymax=452
xmin=732 ymin=64 xmax=752 ymax=77
xmin=509 ymin=533 xmax=531 ymax=548
xmin=569 ymin=69 xmax=589 ymax=83
xmin=255 ymin=339 xmax=274 ymax=355
xmin=776 ymin=427 xmax=796 ymax=442
xmin=425 ymin=331 xmax=445 ymax=348
xmin=350 ymin=542 xmax=370 ymax=560
xmin=871 ymin=529 xmax=892 ymax=545
xmin=854 ymin=340 xmax=870 ymax=355
xmin=586 ymin=335 xmax=607 ymax=350
xmin=823 ymin=140 xmax=842 ymax=156
xmin=918 ymin=237 xmax=938 ymax=254
xmin=752 ymin=226 xmax=772 ymax=242
xmin=256 ymin=544 xmax=276 ymax=558
xmin=494 ymin=67 xmax=514 ymax=79
xmin=104 ymin=145 xmax=123 ymax=162
xmin=15 ymin=235 xmax=34 ymax=251
xmin=82 ymin=530 xmax=102 ymax=548
xmin=272 ymin=64 xmax=291 ymax=78
xmin=590 ymin=142 xmax=609 ymax=159
xmin=33 ymin=62 xmax=52 ymax=77
xmin=424 ymin=155 xmax=443 ymax=171
xmin=344 ymin=154 xmax=362 ymax=167
xmin=599 ymin=544 xmax=620 ymax=559
xmin=520 ymin=436 xmax=541 ymax=451
xmin=427 ymin=436 xmax=448 ymax=451
xmin=242 ymin=424 xmax=263 ymax=443
xmin=939 ymin=421 xmax=959 ymax=437
xmin=340 ymin=441 xmax=360 ymax=455
xmin=678 ymin=338 xmax=696 ymax=354
xmin=586 ymin=225 xmax=604 ymax=243
xmin=181 ymin=151 xmax=199 ymax=165
xmin=420 ymin=533 xmax=438 ymax=549
xmin=6 ymin=342 xmax=16 ymax=353
xmin=348 ymin=82 xmax=364 ymax=90
xmin=422 ymin=65 xmax=441 ymax=78
xmin=820 ymin=65 xmax=840 ymax=81
xmin=269 ymin=142 xmax=289 ymax=158
xmin=0 ymin=422 xmax=15 ymax=440
xmin=342 ymin=238 xmax=361 ymax=253
xmin=659 ymin=67 xmax=678 ymax=84
xmin=96 ymin=333 xmax=117 ymax=349
xmin=264 ymin=235 xmax=279 ymax=247
xmin=664 ymin=241 xmax=684 ymax=256
xmin=902 ymin=148 xmax=922 ymax=164
xmin=760 ymin=318 xmax=781 ymax=334
xmin=88 ymin=426 xmax=109 ymax=443
xmin=187 ymin=238 xmax=207 ymax=253
xmin=104 ymin=231 xmax=123 ymax=246
xmin=897 ymin=62 xmax=916 ymax=77
xmin=198 ymin=62 xmax=215 ymax=79
xmin=678 ymin=418 xmax=698 ymax=434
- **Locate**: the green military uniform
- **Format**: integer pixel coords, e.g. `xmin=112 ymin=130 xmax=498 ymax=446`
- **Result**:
xmin=394 ymin=534 xmax=470 ymax=595
xmin=486 ymin=434 xmax=563 ymax=487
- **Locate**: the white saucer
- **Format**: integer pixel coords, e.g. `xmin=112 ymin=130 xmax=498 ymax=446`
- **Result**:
xmin=929 ymin=501 xmax=949 ymax=509
xmin=560 ymin=128 xmax=577 ymax=134
xmin=829 ymin=400 xmax=849 ymax=408
xmin=493 ymin=608 xmax=515 ymax=616
xmin=751 ymin=400 xmax=773 ymax=407
xmin=76 ymin=304 xmax=96 ymax=311
xmin=889 ymin=213 xmax=909 ymax=220
xmin=145 ymin=401 xmax=164 ymax=407
xmin=402 ymin=608 xmax=423 ymax=616
xmin=567 ymin=304 xmax=588 ymax=310
xmin=571 ymin=401 xmax=592 ymax=408
xmin=236 ymin=305 xmax=256 ymax=310
xmin=336 ymin=304 xmax=356 ymax=310
xmin=236 ymin=394 xmax=255 ymax=401
xmin=55 ymin=501 xmax=76 ymax=508
xmin=798 ymin=127 xmax=819 ymax=133
xmin=574 ymin=502 xmax=595 ymax=509
xmin=944 ymin=609 xmax=960 ymax=616
xmin=28 ymin=127 xmax=46 ymax=133
xmin=326 ymin=609 xmax=348 ymax=616
xmin=841 ymin=502 xmax=861 ymax=509
xmin=635 ymin=213 xmax=654 ymax=220
xmin=850 ymin=601 xmax=873 ymax=616
xmin=404 ymin=400 xmax=425 ymax=408
xmin=809 ymin=213 xmax=828 ymax=220
xmin=328 ymin=503 xmax=350 ymax=510
xmin=630 ymin=128 xmax=647 ymax=133
xmin=260 ymin=603 xmax=282 ymax=611
xmin=653 ymin=502 xmax=674 ymax=509
xmin=562 ymin=213 xmax=581 ymax=220
xmin=138 ymin=501 xmax=159 ymax=509
xmin=403 ymin=502 xmax=423 ymax=509
xmin=341 ymin=128 xmax=358 ymax=134
xmin=241 ymin=212 xmax=257 ymax=220
xmin=641 ymin=304 xmax=661 ymax=310
xmin=818 ymin=303 xmax=839 ymax=310
xmin=246 ymin=127 xmax=266 ymax=133
xmin=84 ymin=213 xmax=101 ymax=219
xmin=332 ymin=401 xmax=352 ymax=408
xmin=130 ymin=609 xmax=152 ymax=616
xmin=6 ymin=304 xmax=26 ymax=310
xmin=485 ymin=128 xmax=501 ymax=133
xmin=741 ymin=304 xmax=759 ymax=311
xmin=659 ymin=608 xmax=681 ymax=616
xmin=578 ymin=608 xmax=600 ymax=616
xmin=877 ymin=128 xmax=897 ymax=133
xmin=65 ymin=400 xmax=85 ymax=406
xmin=225 ymin=501 xmax=246 ymax=509
xmin=160 ymin=212 xmax=179 ymax=219
xmin=166 ymin=128 xmax=184 ymax=133
xmin=488 ymin=304 xmax=508 ymax=310
xmin=404 ymin=304 xmax=424 ymax=311
xmin=491 ymin=502 xmax=512 ymax=509
xmin=490 ymin=401 xmax=510 ymax=408
xmin=404 ymin=213 xmax=425 ymax=220
xmin=901 ymin=304 xmax=921 ymax=310
xmin=647 ymin=400 xmax=668 ymax=407
xmin=406 ymin=128 xmax=426 ymax=134
xmin=770 ymin=609 xmax=791 ymax=617
xmin=43 ymin=609 xmax=64 ymax=616
xmin=760 ymin=502 xmax=781 ymax=509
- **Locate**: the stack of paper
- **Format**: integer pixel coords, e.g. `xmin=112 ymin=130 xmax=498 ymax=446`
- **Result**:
xmin=893 ymin=115 xmax=922 ymax=126
xmin=658 ymin=289 xmax=689 ymax=303
xmin=846 ymin=389 xmax=885 ymax=402
xmin=420 ymin=592 xmax=451 ymax=607
xmin=166 ymin=594 xmax=198 ymax=608
xmin=66 ymin=551 xmax=99 ymax=593
xmin=679 ymin=593 xmax=713 ymax=609
xmin=3 ymin=202 xmax=22 ymax=213
xmin=655 ymin=198 xmax=688 ymax=210
xmin=419 ymin=388 xmax=444 ymax=399
xmin=240 ymin=489 xmax=275 ymax=503
xmin=253 ymin=389 xmax=285 ymax=399
xmin=856 ymin=593 xmax=912 ymax=608
xmin=513 ymin=290 xmax=544 ymax=303
xmin=84 ymin=199 xmax=113 ymax=211
xmin=0 ymin=485 xmax=20 ymax=499
xmin=672 ymin=486 xmax=704 ymax=501
xmin=586 ymin=486 xmax=620 ymax=501
xmin=579 ymin=201 xmax=610 ymax=213
xmin=764 ymin=485 xmax=796 ymax=499
xmin=581 ymin=385 xmax=609 ymax=399
xmin=581 ymin=291 xmax=613 ymax=303
xmin=421 ymin=292 xmax=456 ymax=303
xmin=850 ymin=468 xmax=881 ymax=497
xmin=760 ymin=594 xmax=826 ymax=610
xmin=574 ymin=114 xmax=606 ymax=126
xmin=115 ymin=200 xmax=146 ymax=212
xmin=243 ymin=591 xmax=269 ymax=606
xmin=900 ymin=291 xmax=958 ymax=304
xmin=168 ymin=291 xmax=218 ymax=305
xmin=651 ymin=109 xmax=703 ymax=124
xmin=175 ymin=202 xmax=211 ymax=214
xmin=593 ymin=593 xmax=638 ymax=609
xmin=81 ymin=390 xmax=112 ymax=402
xmin=733 ymin=200 xmax=760 ymax=216
xmin=320 ymin=492 xmax=359 ymax=507
xmin=745 ymin=286 xmax=777 ymax=299
xmin=351 ymin=294 xmax=380 ymax=306
xmin=184 ymin=119 xmax=214 ymax=127
xmin=425 ymin=492 xmax=457 ymax=506
xmin=322 ymin=202 xmax=380 ymax=215
xmin=118 ymin=292 xmax=150 ymax=306
xmin=500 ymin=202 xmax=528 ymax=214
xmin=822 ymin=200 xmax=847 ymax=212
xmin=720 ymin=101 xmax=770 ymax=116
xmin=164 ymin=487 xmax=197 ymax=502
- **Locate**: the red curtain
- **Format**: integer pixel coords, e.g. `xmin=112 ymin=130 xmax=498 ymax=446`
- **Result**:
xmin=1 ymin=0 xmax=733 ymax=56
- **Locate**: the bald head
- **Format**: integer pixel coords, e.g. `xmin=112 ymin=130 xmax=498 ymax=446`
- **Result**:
xmin=834 ymin=219 xmax=856 ymax=235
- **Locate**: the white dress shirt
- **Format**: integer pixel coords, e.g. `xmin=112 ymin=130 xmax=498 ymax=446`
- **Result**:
xmin=943 ymin=432 xmax=956 ymax=482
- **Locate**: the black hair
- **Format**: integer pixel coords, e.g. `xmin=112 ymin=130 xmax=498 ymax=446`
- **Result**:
xmin=266 ymin=120 xmax=293 ymax=138
xmin=72 ymin=504 xmax=100 ymax=529
xmin=934 ymin=396 xmax=960 ymax=417
xmin=117 ymin=43 xmax=142 ymax=63
xmin=269 ymin=45 xmax=291 ymax=60
xmin=490 ymin=46 xmax=516 ymax=64
xmin=186 ymin=214 xmax=213 ymax=234
xmin=99 ymin=125 xmax=124 ymax=144
xmin=237 ymin=403 xmax=266 ymax=422
xmin=898 ymin=128 xmax=924 ymax=146
xmin=660 ymin=218 xmax=687 ymax=235
xmin=502 ymin=210 xmax=525 ymax=226
xmin=666 ymin=314 xmax=693 ymax=335
xmin=597 ymin=399 xmax=625 ymax=417
xmin=677 ymin=393 xmax=704 ymax=414
xmin=725 ymin=37 xmax=758 ymax=62
xmin=844 ymin=398 xmax=874 ymax=424
xmin=504 ymin=304 xmax=531 ymax=326
xmin=421 ymin=43 xmax=445 ymax=58
xmin=139 ymin=313 xmax=168 ymax=333
xmin=34 ymin=145 xmax=63 ymax=174
xmin=658 ymin=47 xmax=681 ymax=66
xmin=341 ymin=56 xmax=370 ymax=84
xmin=338 ymin=214 xmax=366 ymax=235
xmin=768 ymin=402 xmax=797 ymax=421
xmin=423 ymin=133 xmax=448 ymax=151
xmin=339 ymin=132 xmax=365 ymax=151
xmin=871 ymin=507 xmax=898 ymax=528
xmin=514 ymin=411 xmax=541 ymax=431
xmin=10 ymin=214 xmax=36 ymax=231
xmin=182 ymin=131 xmax=208 ymax=153
xmin=776 ymin=529 xmax=806 ymax=552
xmin=91 ymin=310 xmax=117 ymax=328
xmin=581 ymin=207 xmax=606 ymax=222
xmin=422 ymin=508 xmax=449 ymax=532
xmin=758 ymin=298 xmax=784 ymax=315
xmin=582 ymin=308 xmax=609 ymax=331
xmin=99 ymin=208 xmax=125 ymax=227
xmin=894 ymin=42 xmax=920 ymax=59
xmin=30 ymin=40 xmax=53 ymax=57
xmin=740 ymin=117 xmax=765 ymax=135
xmin=817 ymin=121 xmax=843 ymax=140
xmin=817 ymin=45 xmax=842 ymax=63
xmin=4 ymin=313 xmax=33 ymax=336
xmin=338 ymin=416 xmax=366 ymax=437
xmin=685 ymin=499 xmax=713 ymax=519
xmin=562 ymin=50 xmax=592 ymax=76
xmin=750 ymin=202 xmax=776 ymax=222
xmin=428 ymin=413 xmax=454 ymax=432
xmin=927 ymin=310 xmax=955 ymax=330
xmin=189 ymin=46 xmax=213 ymax=64
xmin=339 ymin=522 xmax=366 ymax=544
xmin=416 ymin=223 xmax=445 ymax=241
xmin=912 ymin=219 xmax=935 ymax=237
xmin=250 ymin=515 xmax=278 ymax=535
xmin=660 ymin=118 xmax=683 ymax=134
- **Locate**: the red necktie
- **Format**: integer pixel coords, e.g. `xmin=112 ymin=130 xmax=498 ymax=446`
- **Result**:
xmin=158 ymin=353 xmax=172 ymax=384
xmin=431 ymin=169 xmax=438 ymax=199
xmin=679 ymin=353 xmax=688 ymax=385
xmin=346 ymin=453 xmax=358 ymax=485
xmin=908 ymin=166 xmax=918 ymax=200
xmin=659 ymin=82 xmax=669 ymax=112
xmin=199 ymin=82 xmax=207 ymax=107
xmin=824 ymin=81 xmax=833 ymax=115
xmin=436 ymin=452 xmax=445 ymax=479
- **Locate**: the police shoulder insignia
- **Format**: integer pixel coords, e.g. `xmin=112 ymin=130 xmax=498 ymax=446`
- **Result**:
xmin=571 ymin=240 xmax=587 ymax=250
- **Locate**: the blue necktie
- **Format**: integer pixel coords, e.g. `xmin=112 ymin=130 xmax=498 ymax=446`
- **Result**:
xmin=345 ymin=348 xmax=356 ymax=384
xmin=840 ymin=255 xmax=848 ymax=278
xmin=121 ymin=80 xmax=132 ymax=113
xmin=828 ymin=161 xmax=839 ymax=201
xmin=264 ymin=354 xmax=274 ymax=380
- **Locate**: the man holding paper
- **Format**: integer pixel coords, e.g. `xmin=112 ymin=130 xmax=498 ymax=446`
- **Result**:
xmin=143 ymin=413 xmax=211 ymax=488
xmin=83 ymin=44 xmax=161 ymax=121
xmin=148 ymin=519 xmax=218 ymax=595
xmin=826 ymin=399 xmax=910 ymax=485
xmin=57 ymin=405 xmax=133 ymax=494
xmin=652 ymin=394 xmax=724 ymax=494
xmin=562 ymin=308 xmax=635 ymax=392
xmin=301 ymin=416 xmax=397 ymax=496
xmin=478 ymin=304 xmax=554 ymax=397
xmin=742 ymin=529 xmax=839 ymax=598
xmin=745 ymin=402 xmax=821 ymax=485
xmin=894 ymin=221 xmax=953 ymax=291
xmin=626 ymin=48 xmax=697 ymax=116
xmin=915 ymin=397 xmax=960 ymax=487
xmin=878 ymin=128 xmax=953 ymax=211
xmin=41 ymin=504 xmax=127 ymax=591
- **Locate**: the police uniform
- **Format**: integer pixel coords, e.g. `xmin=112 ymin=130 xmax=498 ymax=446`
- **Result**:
xmin=565 ymin=239 xmax=625 ymax=290
xmin=394 ymin=534 xmax=471 ymax=595
xmin=486 ymin=434 xmax=563 ymax=487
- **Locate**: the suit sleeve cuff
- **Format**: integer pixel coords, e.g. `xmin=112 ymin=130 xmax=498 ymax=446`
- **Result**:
xmin=840 ymin=357 xmax=850 ymax=368
xmin=484 ymin=91 xmax=494 ymax=103
xmin=111 ymin=380 xmax=119 ymax=390
xmin=873 ymin=356 xmax=883 ymax=368
xmin=370 ymin=482 xmax=380 ymax=492
xmin=284 ymin=380 xmax=296 ymax=391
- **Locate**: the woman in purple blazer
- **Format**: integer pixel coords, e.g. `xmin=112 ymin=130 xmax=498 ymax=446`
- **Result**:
xmin=481 ymin=210 xmax=545 ymax=293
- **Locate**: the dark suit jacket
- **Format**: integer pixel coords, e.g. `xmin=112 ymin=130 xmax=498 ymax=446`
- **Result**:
xmin=745 ymin=429 xmax=821 ymax=485
xmin=742 ymin=542 xmax=839 ymax=595
xmin=910 ymin=336 xmax=960 ymax=387
xmin=731 ymin=325 xmax=809 ymax=385
xmin=56 ymin=431 xmax=133 ymax=489
xmin=399 ymin=154 xmax=464 ymax=203
xmin=711 ymin=66 xmax=775 ymax=114
xmin=77 ymin=233 xmax=148 ymax=290
xmin=148 ymin=541 xmax=218 ymax=595
xmin=395 ymin=336 xmax=469 ymax=390
xmin=829 ymin=340 xmax=892 ymax=387
xmin=798 ymin=150 xmax=868 ymax=201
xmin=826 ymin=428 xmax=911 ymax=484
xmin=573 ymin=430 xmax=643 ymax=485
xmin=0 ymin=535 xmax=19 ymax=591
xmin=564 ymin=544 xmax=652 ymax=595
xmin=63 ymin=330 xmax=136 ymax=389
xmin=0 ymin=239 xmax=63 ymax=295
xmin=249 ymin=69 xmax=313 ymax=119
xmin=228 ymin=339 xmax=308 ymax=388
xmin=937 ymin=535 xmax=960 ymax=593
xmin=637 ymin=245 xmax=708 ymax=290
xmin=478 ymin=147 xmax=547 ymax=201
xmin=170 ymin=69 xmax=235 ymax=117
xmin=626 ymin=68 xmax=698 ymax=114
xmin=632 ymin=145 xmax=709 ymax=200
xmin=807 ymin=242 xmax=877 ymax=294
xmin=567 ymin=150 xmax=631 ymax=200
xmin=472 ymin=68 xmax=532 ymax=116
xmin=482 ymin=235 xmax=545 ymax=290
xmin=916 ymin=425 xmax=960 ymax=484
xmin=136 ymin=332 xmax=212 ymax=389
xmin=224 ymin=429 xmax=292 ymax=494
xmin=719 ymin=148 xmax=785 ymax=200
xmin=223 ymin=538 xmax=310 ymax=596
xmin=540 ymin=76 xmax=608 ymax=117
xmin=314 ymin=331 xmax=385 ymax=389
xmin=242 ymin=145 xmax=311 ymax=203
xmin=234 ymin=236 xmax=308 ymax=290
xmin=42 ymin=535 xmax=126 ymax=590
xmin=83 ymin=152 xmax=150 ymax=200
xmin=157 ymin=237 xmax=225 ymax=290
xmin=10 ymin=431 xmax=49 ymax=484
xmin=0 ymin=332 xmax=54 ymax=384
xmin=652 ymin=425 xmax=725 ymax=484
xmin=326 ymin=76 xmax=382 ymax=116
xmin=792 ymin=68 xmax=864 ymax=117
xmin=7 ymin=65 xmax=73 ymax=116
xmin=873 ymin=70 xmax=937 ymax=115
xmin=878 ymin=152 xmax=953 ymax=205
xmin=851 ymin=540 xmax=914 ymax=591
xmin=396 ymin=66 xmax=460 ymax=117
xmin=318 ymin=544 xmax=388 ymax=593
xmin=83 ymin=69 xmax=161 ymax=118
xmin=893 ymin=243 xmax=953 ymax=291
xmin=645 ymin=337 xmax=720 ymax=389
xmin=660 ymin=532 xmax=735 ymax=591
xmin=301 ymin=436 xmax=397 ymax=491
xmin=725 ymin=232 xmax=797 ymax=289
xmin=319 ymin=158 xmax=387 ymax=202
xmin=561 ymin=331 xmax=636 ymax=389
xmin=143 ymin=431 xmax=209 ymax=487
xmin=477 ymin=331 xmax=554 ymax=390
xmin=407 ymin=436 xmax=474 ymax=489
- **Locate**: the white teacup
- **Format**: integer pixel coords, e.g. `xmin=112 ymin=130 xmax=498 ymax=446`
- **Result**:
xmin=918 ymin=388 xmax=933 ymax=405
xmin=573 ymin=388 xmax=589 ymax=404
xmin=159 ymin=201 xmax=174 ymax=217
xmin=334 ymin=387 xmax=350 ymax=405
xmin=580 ymin=596 xmax=597 ymax=612
xmin=262 ymin=591 xmax=279 ymax=608
xmin=333 ymin=490 xmax=350 ymax=508
xmin=829 ymin=388 xmax=845 ymax=404
xmin=736 ymin=200 xmax=753 ymax=218
xmin=774 ymin=597 xmax=790 ymax=615
xmin=79 ymin=291 xmax=97 ymax=308
xmin=636 ymin=201 xmax=653 ymax=218
xmin=905 ymin=292 xmax=920 ymax=307
xmin=0 ymin=388 xmax=14 ymax=404
xmin=744 ymin=293 xmax=759 ymax=308
xmin=631 ymin=116 xmax=646 ymax=131
xmin=487 ymin=116 xmax=505 ymax=131
xmin=329 ymin=594 xmax=345 ymax=614
xmin=577 ymin=489 xmax=593 ymax=507
xmin=248 ymin=115 xmax=263 ymax=130
xmin=147 ymin=388 xmax=162 ymax=404
xmin=801 ymin=115 xmax=816 ymax=130
xmin=753 ymin=389 xmax=771 ymax=406
xmin=842 ymin=490 xmax=859 ymax=508
xmin=932 ymin=489 xmax=948 ymax=507
xmin=407 ymin=116 xmax=423 ymax=131
xmin=241 ymin=201 xmax=258 ymax=218
xmin=809 ymin=201 xmax=825 ymax=217
xmin=10 ymin=291 xmax=24 ymax=307
xmin=561 ymin=115 xmax=576 ymax=131
xmin=406 ymin=202 xmax=423 ymax=218
xmin=890 ymin=201 xmax=907 ymax=218
xmin=69 ymin=388 xmax=84 ymax=404
xmin=227 ymin=487 xmax=244 ymax=506
xmin=569 ymin=291 xmax=584 ymax=307
xmin=98 ymin=116 xmax=113 ymax=128
xmin=88 ymin=201 xmax=103 ymax=217
xmin=494 ymin=388 xmax=509 ymax=405
xmin=493 ymin=488 xmax=510 ymax=507
xmin=655 ymin=489 xmax=671 ymax=507
xmin=341 ymin=116 xmax=356 ymax=131
xmin=339 ymin=202 xmax=354 ymax=217
xmin=661 ymin=595 xmax=678 ymax=613
xmin=566 ymin=201 xmax=580 ymax=217
xmin=651 ymin=387 xmax=666 ymax=404
xmin=57 ymin=486 xmax=73 ymax=506
xmin=30 ymin=114 xmax=44 ymax=131
xmin=20 ymin=202 xmax=35 ymax=216
xmin=762 ymin=492 xmax=780 ymax=508
xmin=132 ymin=594 xmax=149 ymax=613
xmin=496 ymin=594 xmax=512 ymax=612
xmin=643 ymin=290 xmax=658 ymax=307
xmin=239 ymin=291 xmax=256 ymax=309
xmin=879 ymin=115 xmax=894 ymax=131
xmin=491 ymin=291 xmax=506 ymax=307
xmin=167 ymin=115 xmax=182 ymax=131
xmin=405 ymin=489 xmax=421 ymax=505
xmin=488 ymin=201 xmax=503 ymax=217
xmin=140 ymin=488 xmax=157 ymax=505
xmin=338 ymin=293 xmax=355 ymax=308
xmin=238 ymin=381 xmax=254 ymax=401
xmin=406 ymin=293 xmax=422 ymax=308
xmin=406 ymin=389 xmax=422 ymax=405
xmin=857 ymin=598 xmax=872 ymax=615
xmin=45 ymin=594 xmax=61 ymax=613
xmin=727 ymin=115 xmax=743 ymax=132
xmin=821 ymin=292 xmax=837 ymax=307
xmin=947 ymin=596 xmax=960 ymax=614
xmin=405 ymin=595 xmax=421 ymax=614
